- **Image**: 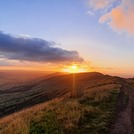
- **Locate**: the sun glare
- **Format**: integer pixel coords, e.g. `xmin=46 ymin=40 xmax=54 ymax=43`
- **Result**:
xmin=72 ymin=65 xmax=77 ymax=70
xmin=71 ymin=65 xmax=78 ymax=73
xmin=62 ymin=64 xmax=88 ymax=73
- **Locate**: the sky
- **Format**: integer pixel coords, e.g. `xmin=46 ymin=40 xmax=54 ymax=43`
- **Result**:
xmin=0 ymin=0 xmax=134 ymax=77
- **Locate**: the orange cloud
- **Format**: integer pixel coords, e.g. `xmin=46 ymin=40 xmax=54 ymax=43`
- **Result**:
xmin=99 ymin=0 xmax=134 ymax=35
xmin=88 ymin=0 xmax=134 ymax=35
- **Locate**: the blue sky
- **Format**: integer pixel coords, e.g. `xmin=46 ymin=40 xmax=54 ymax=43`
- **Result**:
xmin=0 ymin=0 xmax=134 ymax=77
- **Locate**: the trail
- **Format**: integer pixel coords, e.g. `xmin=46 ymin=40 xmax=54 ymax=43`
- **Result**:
xmin=110 ymin=81 xmax=134 ymax=134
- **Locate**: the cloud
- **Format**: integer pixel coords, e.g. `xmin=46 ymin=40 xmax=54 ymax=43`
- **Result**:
xmin=90 ymin=67 xmax=114 ymax=70
xmin=88 ymin=0 xmax=134 ymax=35
xmin=99 ymin=0 xmax=134 ymax=34
xmin=88 ymin=0 xmax=116 ymax=10
xmin=0 ymin=59 xmax=12 ymax=66
xmin=0 ymin=32 xmax=84 ymax=63
xmin=87 ymin=10 xmax=94 ymax=16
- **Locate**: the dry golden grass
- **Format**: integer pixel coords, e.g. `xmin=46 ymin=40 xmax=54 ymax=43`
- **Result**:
xmin=0 ymin=97 xmax=63 ymax=133
xmin=83 ymin=84 xmax=120 ymax=100
xmin=0 ymin=72 xmax=119 ymax=120
xmin=0 ymin=83 xmax=120 ymax=134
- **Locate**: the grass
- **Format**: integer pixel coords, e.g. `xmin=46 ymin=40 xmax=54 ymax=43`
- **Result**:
xmin=0 ymin=83 xmax=120 ymax=134
xmin=30 ymin=111 xmax=63 ymax=134
xmin=0 ymin=72 xmax=119 ymax=120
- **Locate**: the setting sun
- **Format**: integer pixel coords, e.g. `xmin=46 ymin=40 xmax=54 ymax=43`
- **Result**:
xmin=62 ymin=64 xmax=88 ymax=73
xmin=71 ymin=65 xmax=78 ymax=73
xmin=72 ymin=65 xmax=77 ymax=70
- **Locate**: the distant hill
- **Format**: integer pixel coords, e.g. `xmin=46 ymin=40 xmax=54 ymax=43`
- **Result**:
xmin=0 ymin=70 xmax=52 ymax=88
xmin=0 ymin=72 xmax=120 ymax=118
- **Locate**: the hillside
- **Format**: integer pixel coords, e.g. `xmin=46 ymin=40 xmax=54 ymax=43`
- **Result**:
xmin=0 ymin=72 xmax=133 ymax=134
xmin=0 ymin=72 xmax=119 ymax=118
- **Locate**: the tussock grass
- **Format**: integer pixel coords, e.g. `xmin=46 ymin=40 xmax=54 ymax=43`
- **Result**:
xmin=0 ymin=84 xmax=120 ymax=134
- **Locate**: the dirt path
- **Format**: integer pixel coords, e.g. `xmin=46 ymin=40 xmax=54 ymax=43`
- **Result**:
xmin=110 ymin=82 xmax=134 ymax=134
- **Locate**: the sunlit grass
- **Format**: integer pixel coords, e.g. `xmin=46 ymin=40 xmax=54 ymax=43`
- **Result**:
xmin=0 ymin=84 xmax=120 ymax=134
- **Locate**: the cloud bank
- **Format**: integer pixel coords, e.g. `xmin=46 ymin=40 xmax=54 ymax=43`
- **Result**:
xmin=88 ymin=0 xmax=134 ymax=35
xmin=0 ymin=32 xmax=84 ymax=63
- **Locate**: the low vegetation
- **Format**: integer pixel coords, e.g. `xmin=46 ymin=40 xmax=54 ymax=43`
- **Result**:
xmin=0 ymin=72 xmax=119 ymax=118
xmin=0 ymin=83 xmax=120 ymax=134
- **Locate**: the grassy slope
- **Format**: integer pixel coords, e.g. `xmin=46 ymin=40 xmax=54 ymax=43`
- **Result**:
xmin=0 ymin=72 xmax=119 ymax=118
xmin=0 ymin=81 xmax=120 ymax=134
